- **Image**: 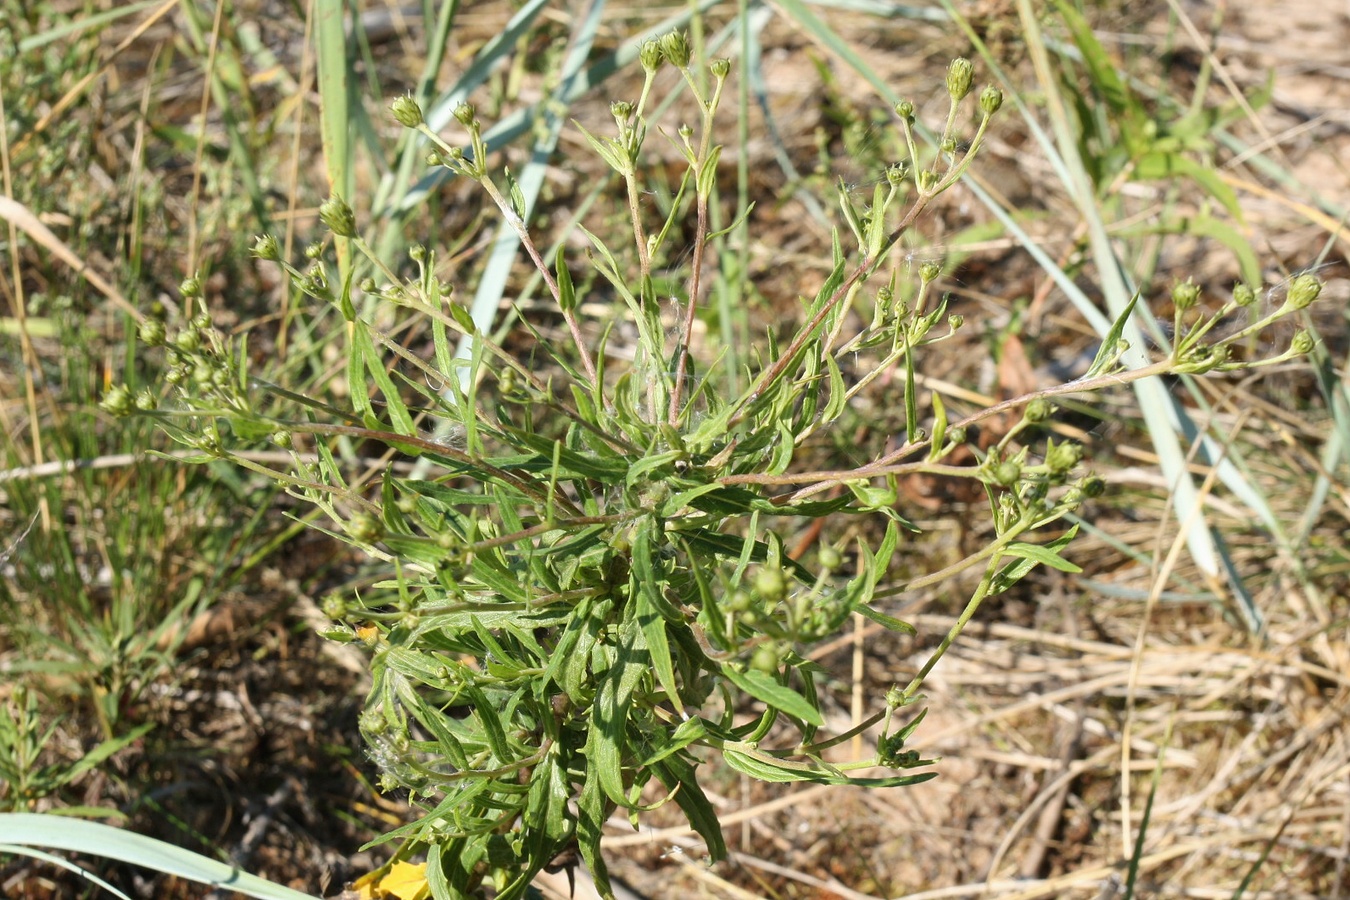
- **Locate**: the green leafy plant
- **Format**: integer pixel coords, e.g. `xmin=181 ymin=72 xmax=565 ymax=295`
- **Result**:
xmin=0 ymin=687 xmax=148 ymax=816
xmin=111 ymin=40 xmax=1323 ymax=900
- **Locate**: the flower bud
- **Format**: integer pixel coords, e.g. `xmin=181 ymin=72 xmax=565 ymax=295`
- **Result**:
xmin=174 ymin=328 xmax=201 ymax=353
xmin=390 ymin=94 xmax=424 ymax=128
xmin=134 ymin=388 xmax=158 ymax=411
xmin=1285 ymin=273 xmax=1322 ymax=310
xmin=1024 ymin=397 xmax=1053 ymax=423
xmin=750 ymin=643 xmax=779 ymax=673
xmin=947 ymin=314 xmax=963 ymax=331
xmin=1080 ymin=475 xmax=1106 ymax=499
xmin=359 ymin=707 xmax=387 ymax=736
xmin=947 ymin=426 xmax=967 ymax=445
xmin=251 ymin=234 xmax=281 ymax=261
xmin=818 ymin=546 xmax=843 ymax=570
xmin=752 ymin=566 xmax=787 ymax=603
xmin=1290 ymin=329 xmax=1315 ymax=355
xmin=992 ymin=460 xmax=1021 ymax=486
xmin=322 ymin=593 xmax=351 ymax=620
xmin=346 ymin=511 xmax=384 ymax=544
xmin=180 ymin=275 xmax=202 ymax=298
xmin=197 ymin=424 xmax=222 ymax=456
xmin=1232 ymin=282 xmax=1257 ymax=307
xmin=918 ymin=169 xmax=938 ymax=192
xmin=946 ymin=58 xmax=974 ymax=102
xmin=660 ymin=30 xmax=691 ymax=68
xmin=710 ymin=58 xmax=731 ymax=80
xmin=979 ymin=85 xmax=1003 ymax=115
xmin=452 ymin=102 xmax=476 ymax=128
xmin=319 ymin=195 xmax=356 ymax=238
xmin=99 ymin=384 xmax=134 ymax=417
xmin=426 ymin=151 xmax=442 ymax=166
xmin=894 ymin=99 xmax=915 ymax=122
xmin=919 ymin=262 xmax=940 ymax=284
xmin=610 ymin=100 xmax=634 ymax=124
xmin=138 ymin=318 xmax=166 ymax=347
xmin=409 ymin=243 xmax=426 ymax=262
xmin=940 ymin=136 xmax=956 ymax=154
xmin=273 ymin=430 xmax=294 ymax=449
xmin=1046 ymin=440 xmax=1084 ymax=474
xmin=886 ymin=161 xmax=908 ymax=185
xmin=1172 ymin=279 xmax=1201 ymax=312
xmin=639 ymin=39 xmax=663 ymax=72
xmin=359 ymin=277 xmax=377 ymax=293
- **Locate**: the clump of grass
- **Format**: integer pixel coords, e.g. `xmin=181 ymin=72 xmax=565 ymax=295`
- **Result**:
xmin=111 ymin=32 xmax=1325 ymax=900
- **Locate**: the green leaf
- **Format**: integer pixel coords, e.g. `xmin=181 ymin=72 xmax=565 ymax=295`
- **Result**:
xmin=631 ymin=522 xmax=683 ymax=714
xmin=586 ymin=614 xmax=649 ymax=806
xmin=1051 ymin=0 xmax=1144 ymax=131
xmin=722 ymin=666 xmax=823 ymax=727
xmin=1085 ymin=292 xmax=1140 ymax=378
xmin=928 ymin=390 xmax=948 ymax=461
xmin=639 ymin=717 xmax=707 ymax=767
xmin=1003 ymin=539 xmax=1082 ymax=573
xmin=992 ymin=526 xmax=1081 ymax=592
xmin=1133 ymin=152 xmax=1242 ymax=222
xmin=653 ymin=755 xmax=727 ymax=861
xmin=822 ymin=352 xmax=846 ymax=423
xmin=721 ymin=747 xmax=936 ymax=787
xmin=856 ymin=604 xmax=917 ymax=635
xmin=554 ymin=244 xmax=576 ymax=313
xmin=696 ymin=144 xmax=724 ymax=197
xmin=767 ymin=418 xmax=795 ymax=476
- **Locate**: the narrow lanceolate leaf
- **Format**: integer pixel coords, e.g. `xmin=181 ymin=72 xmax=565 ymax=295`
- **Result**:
xmin=586 ymin=614 xmax=649 ymax=806
xmin=555 ymin=244 xmax=576 ymax=313
xmin=653 ymin=755 xmax=727 ymax=861
xmin=721 ymin=666 xmax=823 ymax=727
xmin=634 ymin=575 xmax=683 ymax=716
xmin=721 ymin=747 xmax=937 ymax=788
xmin=822 ymin=352 xmax=846 ymax=422
xmin=1003 ymin=539 xmax=1083 ymax=573
xmin=1085 ymin=292 xmax=1139 ymax=378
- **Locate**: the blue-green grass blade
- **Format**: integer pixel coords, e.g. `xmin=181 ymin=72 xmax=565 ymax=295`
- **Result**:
xmin=1007 ymin=0 xmax=1253 ymax=622
xmin=0 ymin=815 xmax=320 ymax=900
xmin=394 ymin=0 xmax=723 ymax=217
xmin=449 ymin=0 xmax=607 ymax=389
xmin=0 ymin=843 xmax=132 ymax=900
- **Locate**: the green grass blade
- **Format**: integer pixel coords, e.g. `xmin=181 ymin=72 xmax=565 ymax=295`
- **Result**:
xmin=0 ymin=815 xmax=320 ymax=900
xmin=314 ymin=0 xmax=352 ymax=275
xmin=0 ymin=843 xmax=133 ymax=900
xmin=17 ymin=0 xmax=158 ymax=51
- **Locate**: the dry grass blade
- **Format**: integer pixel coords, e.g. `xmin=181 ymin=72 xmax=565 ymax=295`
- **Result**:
xmin=0 ymin=195 xmax=142 ymax=322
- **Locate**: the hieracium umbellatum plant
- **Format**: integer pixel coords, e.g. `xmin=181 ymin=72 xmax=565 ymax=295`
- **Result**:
xmin=111 ymin=45 xmax=1324 ymax=899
